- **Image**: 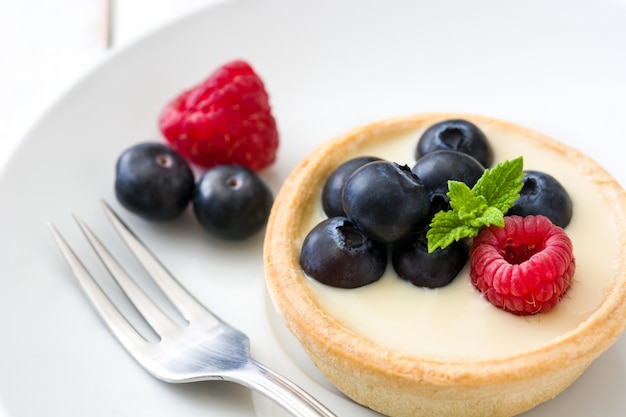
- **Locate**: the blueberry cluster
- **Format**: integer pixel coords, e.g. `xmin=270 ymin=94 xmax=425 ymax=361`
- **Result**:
xmin=114 ymin=142 xmax=273 ymax=240
xmin=300 ymin=119 xmax=573 ymax=290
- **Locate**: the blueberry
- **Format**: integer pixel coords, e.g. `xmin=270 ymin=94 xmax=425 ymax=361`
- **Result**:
xmin=321 ymin=156 xmax=383 ymax=217
xmin=392 ymin=230 xmax=468 ymax=288
xmin=411 ymin=150 xmax=485 ymax=213
xmin=417 ymin=119 xmax=493 ymax=167
xmin=193 ymin=165 xmax=273 ymax=240
xmin=300 ymin=217 xmax=387 ymax=288
xmin=342 ymin=161 xmax=430 ymax=243
xmin=508 ymin=170 xmax=573 ymax=228
xmin=115 ymin=142 xmax=194 ymax=221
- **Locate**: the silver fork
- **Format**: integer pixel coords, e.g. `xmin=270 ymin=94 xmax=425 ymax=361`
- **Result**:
xmin=48 ymin=201 xmax=337 ymax=417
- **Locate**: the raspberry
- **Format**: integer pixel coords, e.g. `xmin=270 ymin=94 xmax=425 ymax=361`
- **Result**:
xmin=159 ymin=60 xmax=278 ymax=171
xmin=469 ymin=215 xmax=575 ymax=315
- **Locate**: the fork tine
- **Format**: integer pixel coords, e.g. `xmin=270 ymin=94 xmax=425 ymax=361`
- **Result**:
xmin=72 ymin=214 xmax=180 ymax=338
xmin=100 ymin=200 xmax=215 ymax=324
xmin=51 ymin=213 xmax=338 ymax=417
xmin=48 ymin=222 xmax=147 ymax=350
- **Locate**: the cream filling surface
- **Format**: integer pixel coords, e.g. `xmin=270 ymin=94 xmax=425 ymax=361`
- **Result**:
xmin=301 ymin=124 xmax=619 ymax=360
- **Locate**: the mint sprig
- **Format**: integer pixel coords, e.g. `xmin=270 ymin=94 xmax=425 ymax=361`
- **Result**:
xmin=426 ymin=156 xmax=525 ymax=253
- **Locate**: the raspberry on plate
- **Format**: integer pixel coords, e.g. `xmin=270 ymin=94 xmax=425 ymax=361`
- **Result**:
xmin=159 ymin=60 xmax=278 ymax=171
xmin=469 ymin=215 xmax=575 ymax=315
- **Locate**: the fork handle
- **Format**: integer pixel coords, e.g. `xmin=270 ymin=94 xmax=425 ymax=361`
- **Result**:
xmin=227 ymin=358 xmax=338 ymax=417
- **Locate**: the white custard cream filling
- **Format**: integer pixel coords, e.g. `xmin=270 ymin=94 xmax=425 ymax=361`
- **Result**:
xmin=301 ymin=123 xmax=619 ymax=360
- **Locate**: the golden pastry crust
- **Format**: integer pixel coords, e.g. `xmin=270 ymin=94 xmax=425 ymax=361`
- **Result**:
xmin=264 ymin=113 xmax=626 ymax=417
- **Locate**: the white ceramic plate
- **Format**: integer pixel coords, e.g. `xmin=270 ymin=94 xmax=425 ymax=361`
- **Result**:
xmin=1 ymin=0 xmax=625 ymax=415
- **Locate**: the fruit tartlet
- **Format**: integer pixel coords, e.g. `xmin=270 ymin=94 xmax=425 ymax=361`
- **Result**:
xmin=264 ymin=113 xmax=626 ymax=417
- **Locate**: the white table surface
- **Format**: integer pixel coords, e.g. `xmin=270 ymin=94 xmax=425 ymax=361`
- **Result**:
xmin=0 ymin=4 xmax=213 ymax=412
xmin=0 ymin=0 xmax=222 ymax=174
xmin=3 ymin=0 xmax=626 ymax=175
xmin=0 ymin=4 xmax=214 ymax=413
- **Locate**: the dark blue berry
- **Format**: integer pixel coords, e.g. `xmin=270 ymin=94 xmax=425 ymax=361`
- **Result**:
xmin=411 ymin=150 xmax=485 ymax=212
xmin=417 ymin=119 xmax=493 ymax=167
xmin=321 ymin=156 xmax=382 ymax=217
xmin=508 ymin=170 xmax=573 ymax=228
xmin=193 ymin=165 xmax=273 ymax=240
xmin=115 ymin=142 xmax=194 ymax=221
xmin=392 ymin=230 xmax=468 ymax=288
xmin=300 ymin=217 xmax=387 ymax=288
xmin=342 ymin=161 xmax=430 ymax=243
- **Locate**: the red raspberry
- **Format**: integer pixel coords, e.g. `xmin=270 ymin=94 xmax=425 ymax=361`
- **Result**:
xmin=159 ymin=60 xmax=278 ymax=171
xmin=469 ymin=215 xmax=575 ymax=315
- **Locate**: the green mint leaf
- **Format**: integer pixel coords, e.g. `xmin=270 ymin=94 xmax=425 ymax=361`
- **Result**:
xmin=447 ymin=181 xmax=475 ymax=210
xmin=471 ymin=156 xmax=525 ymax=213
xmin=448 ymin=181 xmax=488 ymax=222
xmin=426 ymin=156 xmax=525 ymax=252
xmin=469 ymin=206 xmax=505 ymax=229
xmin=427 ymin=210 xmax=478 ymax=253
